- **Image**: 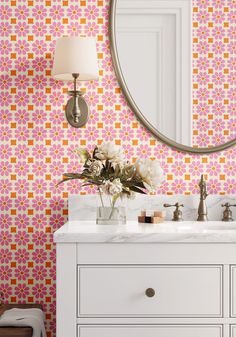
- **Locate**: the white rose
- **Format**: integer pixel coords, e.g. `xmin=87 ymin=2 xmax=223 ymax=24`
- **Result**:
xmin=96 ymin=142 xmax=125 ymax=167
xmin=102 ymin=178 xmax=123 ymax=196
xmin=89 ymin=160 xmax=103 ymax=176
xmin=135 ymin=158 xmax=163 ymax=191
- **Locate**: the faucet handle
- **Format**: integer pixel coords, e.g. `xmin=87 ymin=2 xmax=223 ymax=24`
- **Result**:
xmin=163 ymin=203 xmax=184 ymax=208
xmin=221 ymin=202 xmax=236 ymax=208
xmin=163 ymin=203 xmax=184 ymax=221
xmin=221 ymin=203 xmax=236 ymax=222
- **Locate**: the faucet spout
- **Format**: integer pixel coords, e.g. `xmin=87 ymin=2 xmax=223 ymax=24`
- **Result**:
xmin=197 ymin=174 xmax=208 ymax=221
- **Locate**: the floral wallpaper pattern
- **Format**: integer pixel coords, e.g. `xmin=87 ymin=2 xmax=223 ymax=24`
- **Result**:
xmin=192 ymin=0 xmax=236 ymax=146
xmin=0 ymin=0 xmax=236 ymax=336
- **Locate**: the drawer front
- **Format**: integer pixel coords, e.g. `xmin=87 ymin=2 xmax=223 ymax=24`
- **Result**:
xmin=232 ymin=266 xmax=236 ymax=316
xmin=78 ymin=265 xmax=222 ymax=317
xmin=231 ymin=325 xmax=236 ymax=337
xmin=78 ymin=325 xmax=222 ymax=337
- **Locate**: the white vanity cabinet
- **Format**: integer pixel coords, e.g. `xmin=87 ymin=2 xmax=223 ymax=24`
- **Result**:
xmin=54 ymin=221 xmax=236 ymax=337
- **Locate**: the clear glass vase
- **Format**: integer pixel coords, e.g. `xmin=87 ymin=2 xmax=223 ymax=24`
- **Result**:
xmin=96 ymin=206 xmax=126 ymax=225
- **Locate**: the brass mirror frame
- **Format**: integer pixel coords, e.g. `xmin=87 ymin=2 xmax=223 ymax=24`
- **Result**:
xmin=109 ymin=0 xmax=236 ymax=154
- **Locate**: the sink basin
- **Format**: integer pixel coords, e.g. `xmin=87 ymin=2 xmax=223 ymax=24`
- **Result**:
xmin=137 ymin=221 xmax=236 ymax=233
xmin=174 ymin=221 xmax=236 ymax=231
xmin=202 ymin=224 xmax=236 ymax=230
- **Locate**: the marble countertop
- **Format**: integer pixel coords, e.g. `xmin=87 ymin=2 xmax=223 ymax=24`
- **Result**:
xmin=53 ymin=221 xmax=236 ymax=243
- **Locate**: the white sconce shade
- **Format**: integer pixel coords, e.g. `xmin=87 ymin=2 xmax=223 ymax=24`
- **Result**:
xmin=52 ymin=36 xmax=99 ymax=81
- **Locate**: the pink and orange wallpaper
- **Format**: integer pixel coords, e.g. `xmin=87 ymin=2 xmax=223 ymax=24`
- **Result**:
xmin=192 ymin=0 xmax=236 ymax=146
xmin=1 ymin=0 xmax=236 ymax=336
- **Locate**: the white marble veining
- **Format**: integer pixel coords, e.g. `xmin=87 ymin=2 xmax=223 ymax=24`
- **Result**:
xmin=68 ymin=194 xmax=236 ymax=221
xmin=54 ymin=220 xmax=236 ymax=243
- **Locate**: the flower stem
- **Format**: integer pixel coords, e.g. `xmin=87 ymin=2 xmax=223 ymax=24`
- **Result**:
xmin=109 ymin=195 xmax=113 ymax=207
xmin=109 ymin=196 xmax=115 ymax=219
xmin=98 ymin=188 xmax=104 ymax=207
xmin=109 ymin=205 xmax=115 ymax=219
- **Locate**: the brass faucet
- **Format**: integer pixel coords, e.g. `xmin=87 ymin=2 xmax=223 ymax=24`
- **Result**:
xmin=197 ymin=174 xmax=208 ymax=221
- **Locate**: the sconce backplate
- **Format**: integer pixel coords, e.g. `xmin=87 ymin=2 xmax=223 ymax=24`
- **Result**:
xmin=65 ymin=96 xmax=89 ymax=128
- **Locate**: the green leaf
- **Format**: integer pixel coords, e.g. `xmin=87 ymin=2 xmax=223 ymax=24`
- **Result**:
xmin=114 ymin=164 xmax=120 ymax=177
xmin=129 ymin=186 xmax=147 ymax=194
xmin=63 ymin=173 xmax=83 ymax=179
xmin=56 ymin=172 xmax=88 ymax=186
xmin=122 ymin=165 xmax=135 ymax=179
xmin=122 ymin=189 xmax=130 ymax=195
xmin=92 ymin=146 xmax=98 ymax=159
xmin=78 ymin=149 xmax=90 ymax=163
xmin=86 ymin=180 xmax=103 ymax=186
xmin=132 ymin=180 xmax=146 ymax=189
xmin=56 ymin=177 xmax=79 ymax=186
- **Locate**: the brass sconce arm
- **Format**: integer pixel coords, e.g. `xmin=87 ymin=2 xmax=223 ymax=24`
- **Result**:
xmin=65 ymin=73 xmax=89 ymax=128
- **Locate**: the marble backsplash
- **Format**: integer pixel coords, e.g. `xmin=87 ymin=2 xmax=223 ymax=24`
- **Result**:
xmin=68 ymin=194 xmax=236 ymax=222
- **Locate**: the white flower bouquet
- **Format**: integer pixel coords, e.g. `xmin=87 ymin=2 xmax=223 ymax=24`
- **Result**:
xmin=59 ymin=142 xmax=163 ymax=209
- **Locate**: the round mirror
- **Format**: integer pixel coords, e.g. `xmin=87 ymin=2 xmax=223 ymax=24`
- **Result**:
xmin=109 ymin=0 xmax=236 ymax=154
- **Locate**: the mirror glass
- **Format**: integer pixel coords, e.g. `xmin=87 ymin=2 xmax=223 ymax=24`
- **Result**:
xmin=112 ymin=0 xmax=236 ymax=151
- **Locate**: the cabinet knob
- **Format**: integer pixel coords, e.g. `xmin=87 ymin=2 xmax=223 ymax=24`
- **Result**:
xmin=145 ymin=288 xmax=155 ymax=298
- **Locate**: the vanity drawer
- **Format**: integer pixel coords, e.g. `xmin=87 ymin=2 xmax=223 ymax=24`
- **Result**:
xmin=78 ymin=265 xmax=222 ymax=317
xmin=78 ymin=325 xmax=223 ymax=337
xmin=231 ymin=266 xmax=236 ymax=317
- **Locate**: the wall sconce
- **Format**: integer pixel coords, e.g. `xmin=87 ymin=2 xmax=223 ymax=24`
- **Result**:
xmin=52 ymin=37 xmax=99 ymax=128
